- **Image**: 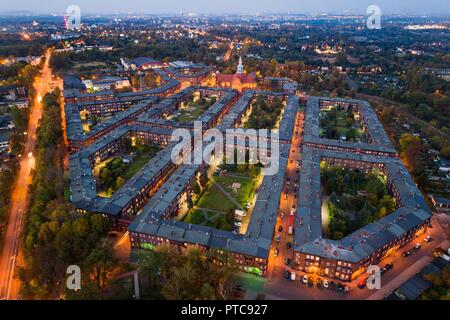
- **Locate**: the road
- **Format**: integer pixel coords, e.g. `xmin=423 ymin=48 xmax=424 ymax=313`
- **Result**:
xmin=223 ymin=42 xmax=235 ymax=62
xmin=266 ymin=111 xmax=304 ymax=280
xmin=0 ymin=49 xmax=58 ymax=300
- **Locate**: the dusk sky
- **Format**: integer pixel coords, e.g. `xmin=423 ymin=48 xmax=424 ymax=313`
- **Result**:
xmin=2 ymin=0 xmax=450 ymax=15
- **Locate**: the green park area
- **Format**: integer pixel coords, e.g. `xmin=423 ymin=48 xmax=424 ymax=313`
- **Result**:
xmin=245 ymin=95 xmax=284 ymax=129
xmin=321 ymin=163 xmax=396 ymax=240
xmin=183 ymin=163 xmax=261 ymax=231
xmin=320 ymin=107 xmax=364 ymax=142
xmin=96 ymin=138 xmax=161 ymax=197
xmin=172 ymin=94 xmax=217 ymax=123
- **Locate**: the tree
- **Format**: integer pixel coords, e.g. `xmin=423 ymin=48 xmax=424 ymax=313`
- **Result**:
xmin=187 ymin=195 xmax=194 ymax=213
xmin=85 ymin=240 xmax=118 ymax=299
xmin=399 ymin=133 xmax=423 ymax=172
xmin=199 ymin=170 xmax=209 ymax=189
xmin=192 ymin=181 xmax=201 ymax=195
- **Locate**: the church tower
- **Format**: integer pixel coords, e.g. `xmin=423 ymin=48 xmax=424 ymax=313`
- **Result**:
xmin=236 ymin=56 xmax=244 ymax=74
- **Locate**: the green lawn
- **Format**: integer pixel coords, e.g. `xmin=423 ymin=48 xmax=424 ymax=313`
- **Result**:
xmin=195 ymin=182 xmax=236 ymax=212
xmin=213 ymin=175 xmax=259 ymax=208
xmin=182 ymin=171 xmax=261 ymax=232
xmin=173 ymin=98 xmax=213 ymax=122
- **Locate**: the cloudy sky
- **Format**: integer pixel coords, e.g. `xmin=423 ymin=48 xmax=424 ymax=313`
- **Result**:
xmin=3 ymin=0 xmax=450 ymax=15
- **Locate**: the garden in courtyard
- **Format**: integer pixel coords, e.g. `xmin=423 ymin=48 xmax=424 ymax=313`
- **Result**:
xmin=95 ymin=137 xmax=161 ymax=197
xmin=183 ymin=158 xmax=262 ymax=232
xmin=319 ymin=106 xmax=364 ymax=142
xmin=320 ymin=162 xmax=396 ymax=240
xmin=245 ymin=95 xmax=284 ymax=129
xmin=171 ymin=93 xmax=217 ymax=123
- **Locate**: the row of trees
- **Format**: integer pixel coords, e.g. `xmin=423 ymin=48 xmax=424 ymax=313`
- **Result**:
xmin=19 ymin=90 xmax=116 ymax=299
xmin=138 ymin=245 xmax=237 ymax=300
xmin=0 ymin=61 xmax=39 ymax=242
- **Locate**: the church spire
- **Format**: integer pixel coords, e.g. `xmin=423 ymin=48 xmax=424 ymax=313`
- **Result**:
xmin=236 ymin=56 xmax=244 ymax=74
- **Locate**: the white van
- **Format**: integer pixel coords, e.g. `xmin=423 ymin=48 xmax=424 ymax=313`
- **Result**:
xmin=291 ymin=272 xmax=296 ymax=281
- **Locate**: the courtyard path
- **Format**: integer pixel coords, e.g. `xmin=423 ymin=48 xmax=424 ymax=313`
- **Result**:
xmin=213 ymin=181 xmax=243 ymax=210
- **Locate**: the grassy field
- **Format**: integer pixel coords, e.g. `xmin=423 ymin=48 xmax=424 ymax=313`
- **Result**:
xmin=195 ymin=182 xmax=236 ymax=212
xmin=213 ymin=174 xmax=258 ymax=208
xmin=182 ymin=171 xmax=260 ymax=231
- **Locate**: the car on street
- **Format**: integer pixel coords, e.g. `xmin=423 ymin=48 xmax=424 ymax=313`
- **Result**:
xmin=329 ymin=281 xmax=336 ymax=290
xmin=380 ymin=267 xmax=387 ymax=275
xmin=285 ymin=258 xmax=291 ymax=266
xmin=357 ymin=278 xmax=367 ymax=289
xmin=344 ymin=286 xmax=349 ymax=294
xmin=274 ymin=248 xmax=279 ymax=257
xmin=291 ymin=272 xmax=296 ymax=281
xmin=302 ymin=275 xmax=308 ymax=284
xmin=280 ymin=211 xmax=285 ymax=218
xmin=307 ymin=278 xmax=314 ymax=288
xmin=402 ymin=251 xmax=411 ymax=257
xmin=286 ymin=242 xmax=292 ymax=249
xmin=337 ymin=283 xmax=344 ymax=292
xmin=284 ymin=270 xmax=291 ymax=280
xmin=317 ymin=278 xmax=322 ymax=288
xmin=385 ymin=263 xmax=394 ymax=270
xmin=278 ymin=225 xmax=283 ymax=232
xmin=323 ymin=280 xmax=329 ymax=289
xmin=275 ymin=235 xmax=280 ymax=243
xmin=424 ymin=236 xmax=432 ymax=242
xmin=414 ymin=243 xmax=422 ymax=250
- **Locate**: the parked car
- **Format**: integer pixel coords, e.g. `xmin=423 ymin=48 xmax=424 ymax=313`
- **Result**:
xmin=414 ymin=243 xmax=422 ymax=250
xmin=344 ymin=286 xmax=349 ymax=294
xmin=330 ymin=281 xmax=336 ymax=290
xmin=424 ymin=236 xmax=432 ymax=242
xmin=274 ymin=248 xmax=279 ymax=257
xmin=280 ymin=211 xmax=285 ymax=218
xmin=402 ymin=251 xmax=411 ymax=257
xmin=278 ymin=225 xmax=283 ymax=232
xmin=307 ymin=278 xmax=314 ymax=288
xmin=323 ymin=280 xmax=329 ymax=289
xmin=337 ymin=283 xmax=344 ymax=292
xmin=302 ymin=275 xmax=308 ymax=284
xmin=275 ymin=235 xmax=280 ymax=243
xmin=291 ymin=272 xmax=296 ymax=281
xmin=284 ymin=270 xmax=291 ymax=280
xmin=385 ymin=263 xmax=394 ymax=270
xmin=357 ymin=278 xmax=367 ymax=289
xmin=286 ymin=242 xmax=292 ymax=249
xmin=317 ymin=278 xmax=322 ymax=288
xmin=285 ymin=258 xmax=291 ymax=266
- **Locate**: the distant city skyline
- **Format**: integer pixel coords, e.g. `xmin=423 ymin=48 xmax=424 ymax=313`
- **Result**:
xmin=1 ymin=0 xmax=450 ymax=15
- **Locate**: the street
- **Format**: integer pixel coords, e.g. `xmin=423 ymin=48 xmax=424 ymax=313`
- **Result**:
xmin=0 ymin=49 xmax=61 ymax=300
xmin=249 ymin=215 xmax=448 ymax=300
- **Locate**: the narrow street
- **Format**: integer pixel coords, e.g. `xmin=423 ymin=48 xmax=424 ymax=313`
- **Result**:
xmin=266 ymin=111 xmax=304 ymax=280
xmin=0 ymin=49 xmax=60 ymax=300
